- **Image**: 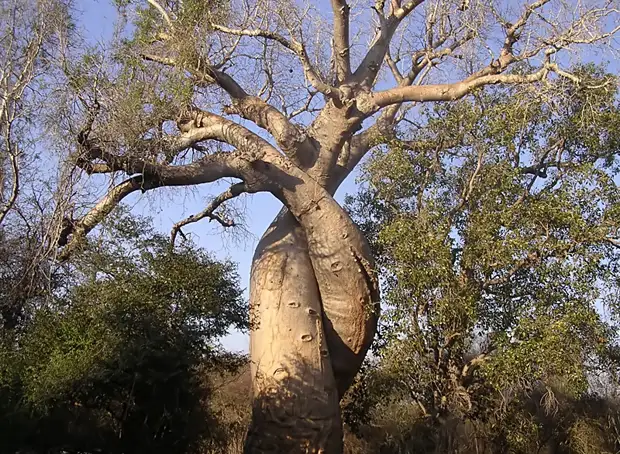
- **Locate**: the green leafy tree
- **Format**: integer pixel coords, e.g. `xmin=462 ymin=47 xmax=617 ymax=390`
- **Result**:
xmin=345 ymin=66 xmax=620 ymax=453
xmin=0 ymin=208 xmax=246 ymax=453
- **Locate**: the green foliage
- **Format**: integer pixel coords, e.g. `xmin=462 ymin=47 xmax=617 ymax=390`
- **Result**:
xmin=0 ymin=208 xmax=246 ymax=454
xmin=345 ymin=66 xmax=620 ymax=453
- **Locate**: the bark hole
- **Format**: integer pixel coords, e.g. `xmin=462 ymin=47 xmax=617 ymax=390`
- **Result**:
xmin=330 ymin=261 xmax=343 ymax=272
xmin=273 ymin=367 xmax=288 ymax=379
xmin=301 ymin=334 xmax=313 ymax=342
xmin=307 ymin=308 xmax=318 ymax=316
xmin=287 ymin=301 xmax=300 ymax=308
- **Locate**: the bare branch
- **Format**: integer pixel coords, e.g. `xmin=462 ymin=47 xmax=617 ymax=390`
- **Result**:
xmin=77 ymin=134 xmax=240 ymax=187
xmin=519 ymin=138 xmax=566 ymax=177
xmin=352 ymin=0 xmax=425 ymax=87
xmin=170 ymin=182 xmax=248 ymax=245
xmin=344 ymin=44 xmax=445 ymax=172
xmin=364 ymin=64 xmax=556 ymax=111
xmin=140 ymin=53 xmax=317 ymax=166
xmin=503 ymin=0 xmax=551 ymax=54
xmin=341 ymin=23 xmax=475 ymax=173
xmin=330 ymin=0 xmax=351 ymax=82
xmin=461 ymin=0 xmax=551 ymax=84
xmin=393 ymin=0 xmax=426 ymax=19
xmin=210 ymin=23 xmax=339 ymax=98
xmin=62 ymin=112 xmax=278 ymax=260
xmin=385 ymin=48 xmax=404 ymax=84
xmin=140 ymin=51 xmax=245 ymax=97
xmin=0 ymin=18 xmax=47 ymax=226
xmin=57 ymin=176 xmax=155 ymax=260
xmin=289 ymin=89 xmax=318 ymax=119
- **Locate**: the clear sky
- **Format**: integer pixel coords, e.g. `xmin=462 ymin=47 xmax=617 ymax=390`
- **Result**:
xmin=77 ymin=0 xmax=360 ymax=353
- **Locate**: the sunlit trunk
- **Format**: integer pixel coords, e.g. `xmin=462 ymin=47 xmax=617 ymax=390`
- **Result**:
xmin=245 ymin=211 xmax=342 ymax=453
xmin=245 ymin=168 xmax=378 ymax=453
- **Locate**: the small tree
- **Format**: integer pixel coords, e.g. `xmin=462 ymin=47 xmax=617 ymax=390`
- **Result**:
xmin=0 ymin=0 xmax=72 ymax=226
xmin=0 ymin=209 xmax=246 ymax=453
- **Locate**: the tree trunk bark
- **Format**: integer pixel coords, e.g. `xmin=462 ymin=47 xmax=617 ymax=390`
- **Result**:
xmin=245 ymin=167 xmax=378 ymax=453
xmin=244 ymin=210 xmax=343 ymax=453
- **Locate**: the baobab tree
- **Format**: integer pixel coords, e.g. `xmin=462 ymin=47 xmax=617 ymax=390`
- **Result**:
xmin=52 ymin=0 xmax=619 ymax=452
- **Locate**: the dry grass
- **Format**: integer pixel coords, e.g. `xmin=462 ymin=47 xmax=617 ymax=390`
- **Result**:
xmin=199 ymin=366 xmax=620 ymax=454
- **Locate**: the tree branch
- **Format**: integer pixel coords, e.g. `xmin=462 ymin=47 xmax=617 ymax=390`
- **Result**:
xmin=450 ymin=147 xmax=485 ymax=216
xmin=210 ymin=23 xmax=339 ymax=98
xmin=482 ymin=251 xmax=542 ymax=290
xmin=342 ymin=29 xmax=475 ymax=173
xmin=57 ymin=175 xmax=156 ymax=260
xmin=63 ymin=113 xmax=276 ymax=260
xmin=330 ymin=0 xmax=351 ymax=82
xmin=607 ymin=238 xmax=620 ymax=248
xmin=146 ymin=0 xmax=173 ymax=28
xmin=393 ymin=0 xmax=426 ymax=20
xmin=77 ymin=135 xmax=241 ymax=188
xmin=364 ymin=64 xmax=556 ymax=111
xmin=352 ymin=0 xmax=425 ymax=87
xmin=461 ymin=353 xmax=489 ymax=379
xmin=140 ymin=53 xmax=317 ymax=167
xmin=0 ymin=134 xmax=19 ymax=226
xmin=170 ymin=182 xmax=247 ymax=245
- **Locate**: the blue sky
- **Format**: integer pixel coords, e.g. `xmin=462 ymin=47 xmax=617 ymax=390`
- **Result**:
xmin=77 ymin=0 xmax=360 ymax=352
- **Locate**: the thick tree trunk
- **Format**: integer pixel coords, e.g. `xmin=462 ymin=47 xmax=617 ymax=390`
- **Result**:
xmin=245 ymin=211 xmax=342 ymax=453
xmin=245 ymin=160 xmax=378 ymax=453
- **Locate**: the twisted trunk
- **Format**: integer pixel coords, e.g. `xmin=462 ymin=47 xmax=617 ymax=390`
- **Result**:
xmin=68 ymin=101 xmax=379 ymax=453
xmin=245 ymin=211 xmax=342 ymax=452
xmin=245 ymin=147 xmax=378 ymax=452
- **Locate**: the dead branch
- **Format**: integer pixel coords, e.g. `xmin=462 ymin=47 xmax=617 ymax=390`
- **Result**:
xmin=170 ymin=182 xmax=248 ymax=245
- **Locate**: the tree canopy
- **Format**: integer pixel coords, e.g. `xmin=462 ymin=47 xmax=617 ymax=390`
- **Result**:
xmin=0 ymin=209 xmax=246 ymax=453
xmin=344 ymin=64 xmax=620 ymax=453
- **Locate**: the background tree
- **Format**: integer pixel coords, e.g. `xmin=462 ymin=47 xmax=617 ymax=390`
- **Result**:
xmin=0 ymin=0 xmax=75 ymax=332
xmin=0 ymin=208 xmax=247 ymax=454
xmin=0 ymin=0 xmax=71 ymax=225
xmin=0 ymin=2 xmax=249 ymax=453
xmin=343 ymin=65 xmax=620 ymax=453
xmin=6 ymin=0 xmax=619 ymax=451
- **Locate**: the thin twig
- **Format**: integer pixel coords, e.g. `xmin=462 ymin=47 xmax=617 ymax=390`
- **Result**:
xmin=170 ymin=183 xmax=248 ymax=246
